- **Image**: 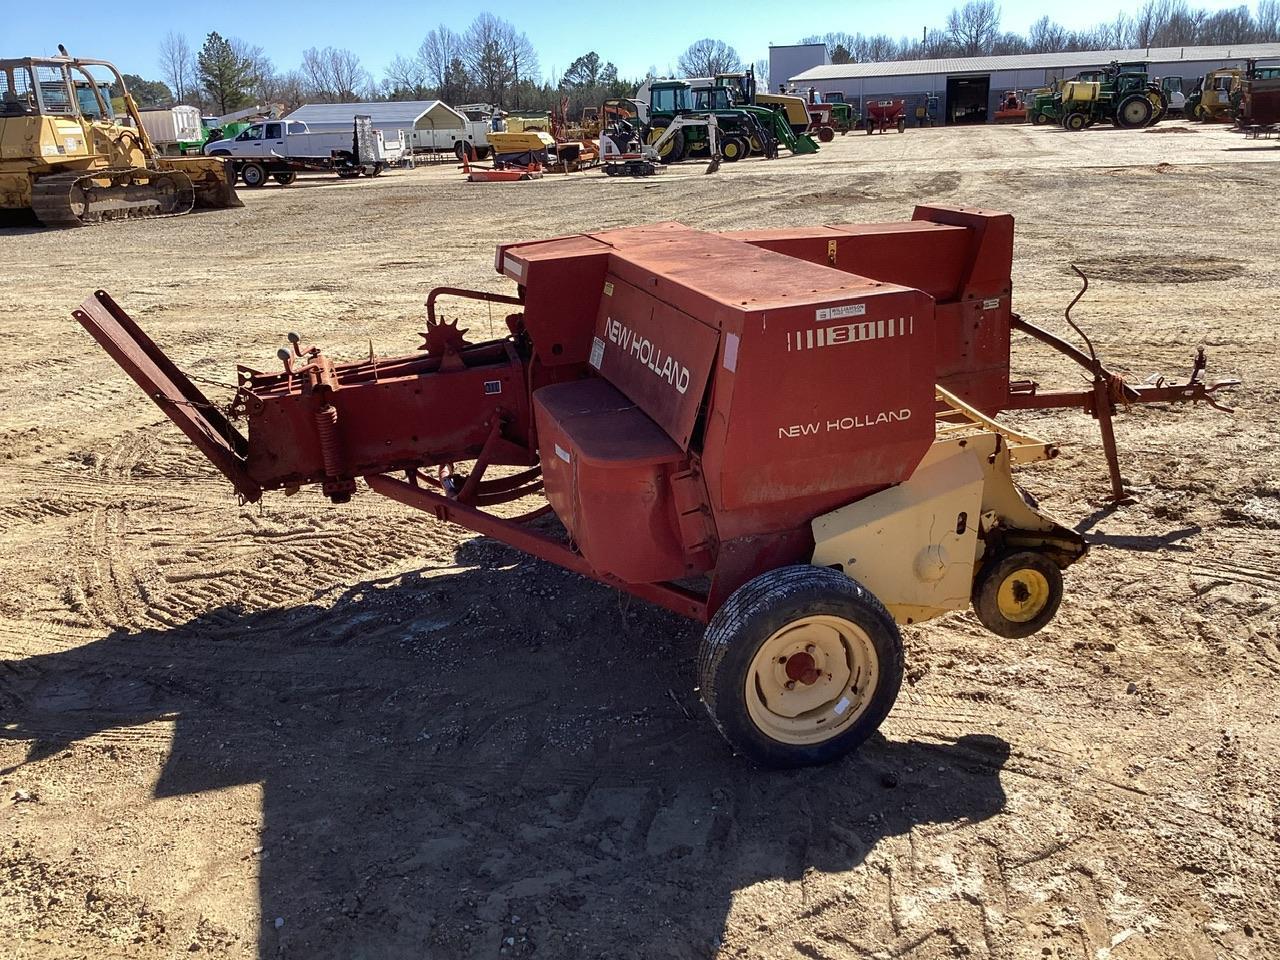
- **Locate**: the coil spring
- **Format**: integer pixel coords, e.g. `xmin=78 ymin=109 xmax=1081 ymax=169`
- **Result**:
xmin=315 ymin=404 xmax=341 ymax=477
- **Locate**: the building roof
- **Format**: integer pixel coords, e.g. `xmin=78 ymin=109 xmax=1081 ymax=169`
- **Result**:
xmin=286 ymin=100 xmax=464 ymax=126
xmin=789 ymin=42 xmax=1280 ymax=82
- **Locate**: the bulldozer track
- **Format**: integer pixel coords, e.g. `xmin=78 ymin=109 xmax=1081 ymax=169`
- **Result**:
xmin=30 ymin=167 xmax=195 ymax=228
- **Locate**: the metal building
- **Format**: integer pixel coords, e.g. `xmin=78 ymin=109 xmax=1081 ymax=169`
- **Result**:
xmin=768 ymin=43 xmax=830 ymax=92
xmin=286 ymin=100 xmax=469 ymax=150
xmin=786 ymin=43 xmax=1280 ymax=124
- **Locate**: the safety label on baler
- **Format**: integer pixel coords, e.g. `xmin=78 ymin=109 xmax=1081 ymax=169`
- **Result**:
xmin=815 ymin=302 xmax=866 ymax=322
xmin=589 ymin=336 xmax=605 ymax=369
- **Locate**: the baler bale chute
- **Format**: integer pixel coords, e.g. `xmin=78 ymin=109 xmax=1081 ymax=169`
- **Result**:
xmin=74 ymin=206 xmax=1235 ymax=768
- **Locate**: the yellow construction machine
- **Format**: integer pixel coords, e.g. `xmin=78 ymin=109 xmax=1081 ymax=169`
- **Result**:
xmin=0 ymin=46 xmax=240 ymax=227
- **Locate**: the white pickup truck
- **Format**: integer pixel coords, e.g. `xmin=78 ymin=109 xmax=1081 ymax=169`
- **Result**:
xmin=203 ymin=117 xmax=395 ymax=186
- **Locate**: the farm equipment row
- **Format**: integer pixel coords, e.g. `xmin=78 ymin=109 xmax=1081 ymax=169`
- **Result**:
xmin=75 ymin=205 xmax=1235 ymax=767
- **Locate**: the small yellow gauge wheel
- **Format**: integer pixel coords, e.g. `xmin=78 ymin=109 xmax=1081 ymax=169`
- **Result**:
xmin=698 ymin=565 xmax=903 ymax=768
xmin=972 ymin=551 xmax=1064 ymax=639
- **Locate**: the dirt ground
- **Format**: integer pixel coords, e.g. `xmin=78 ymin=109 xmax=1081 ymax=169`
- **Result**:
xmin=1 ymin=119 xmax=1278 ymax=960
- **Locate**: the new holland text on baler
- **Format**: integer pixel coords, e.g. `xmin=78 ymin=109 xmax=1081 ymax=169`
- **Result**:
xmin=75 ymin=206 xmax=1235 ymax=767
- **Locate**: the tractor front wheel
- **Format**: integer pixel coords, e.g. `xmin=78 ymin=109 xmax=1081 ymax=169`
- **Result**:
xmin=817 ymin=125 xmax=835 ymax=142
xmin=1063 ymin=111 xmax=1089 ymax=131
xmin=721 ymin=136 xmax=746 ymax=161
xmin=698 ymin=565 xmax=904 ymax=768
xmin=1032 ymin=111 xmax=1048 ymax=125
xmin=972 ymin=551 xmax=1064 ymax=639
xmin=896 ymin=118 xmax=906 ymax=133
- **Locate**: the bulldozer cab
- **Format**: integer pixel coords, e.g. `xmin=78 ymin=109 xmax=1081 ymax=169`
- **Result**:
xmin=2 ymin=56 xmax=124 ymax=126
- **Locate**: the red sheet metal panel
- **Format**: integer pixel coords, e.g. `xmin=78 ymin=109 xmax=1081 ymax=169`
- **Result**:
xmin=533 ymin=379 xmax=691 ymax=583
xmin=724 ymin=221 xmax=970 ymax=302
xmin=588 ymin=275 xmax=720 ymax=450
xmin=495 ymin=233 xmax=612 ymax=368
xmin=701 ymin=284 xmax=937 ymax=524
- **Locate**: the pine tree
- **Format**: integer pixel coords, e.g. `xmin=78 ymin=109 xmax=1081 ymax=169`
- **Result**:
xmin=197 ymin=32 xmax=252 ymax=115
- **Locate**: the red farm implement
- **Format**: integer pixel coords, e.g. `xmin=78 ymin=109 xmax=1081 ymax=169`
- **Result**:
xmin=865 ymin=99 xmax=907 ymax=133
xmin=74 ymin=205 xmax=1234 ymax=767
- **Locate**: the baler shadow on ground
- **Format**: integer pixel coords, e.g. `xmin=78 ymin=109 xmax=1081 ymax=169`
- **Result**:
xmin=0 ymin=545 xmax=1009 ymax=959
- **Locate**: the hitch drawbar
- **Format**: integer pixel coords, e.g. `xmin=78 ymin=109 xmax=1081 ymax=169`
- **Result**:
xmin=74 ymin=290 xmax=261 ymax=502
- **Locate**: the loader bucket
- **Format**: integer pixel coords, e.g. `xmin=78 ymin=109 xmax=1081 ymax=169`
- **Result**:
xmin=157 ymin=156 xmax=244 ymax=209
xmin=72 ymin=290 xmax=260 ymax=502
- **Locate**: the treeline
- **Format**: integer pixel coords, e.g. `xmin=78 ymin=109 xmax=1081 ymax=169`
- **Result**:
xmin=802 ymin=0 xmax=1280 ymax=64
xmin=149 ymin=14 xmax=650 ymax=118
xmin=128 ymin=1 xmax=1279 ymax=116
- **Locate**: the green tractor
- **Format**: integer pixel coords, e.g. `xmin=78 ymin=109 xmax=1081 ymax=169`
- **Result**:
xmin=817 ymin=91 xmax=859 ymax=133
xmin=688 ymin=85 xmax=779 ymax=161
xmin=1058 ymin=61 xmax=1168 ymax=131
xmin=710 ymin=68 xmax=820 ymax=155
xmin=644 ymin=80 xmax=722 ymax=164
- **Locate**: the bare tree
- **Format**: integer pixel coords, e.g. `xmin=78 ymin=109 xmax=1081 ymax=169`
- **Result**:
xmin=384 ymin=54 xmax=428 ymax=98
xmin=232 ymin=39 xmax=280 ymax=105
xmin=419 ymin=25 xmax=463 ymax=96
xmin=159 ymin=31 xmax=196 ymax=104
xmin=1259 ymin=0 xmax=1280 ymax=39
xmin=463 ymin=13 xmax=517 ymax=104
xmin=754 ymin=58 xmax=770 ymax=91
xmin=945 ymin=1 xmax=1002 ymax=55
xmin=302 ymin=46 xmax=370 ymax=102
xmin=677 ymin=39 xmax=742 ymax=78
xmin=800 ymin=32 xmax=859 ymax=62
xmin=1027 ymin=16 xmax=1070 ymax=52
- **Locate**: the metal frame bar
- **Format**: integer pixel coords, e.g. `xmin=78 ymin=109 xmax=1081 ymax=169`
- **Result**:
xmin=366 ymin=473 xmax=709 ymax=622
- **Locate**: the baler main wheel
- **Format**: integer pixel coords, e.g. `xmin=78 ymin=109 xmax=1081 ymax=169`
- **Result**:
xmin=972 ymin=551 xmax=1064 ymax=639
xmin=698 ymin=566 xmax=903 ymax=768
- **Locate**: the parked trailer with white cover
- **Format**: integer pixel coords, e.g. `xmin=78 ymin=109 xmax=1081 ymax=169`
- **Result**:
xmin=286 ymin=100 xmax=489 ymax=158
xmin=136 ymin=105 xmax=202 ymax=154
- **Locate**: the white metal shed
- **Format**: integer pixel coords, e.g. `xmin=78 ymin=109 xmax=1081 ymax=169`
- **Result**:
xmin=286 ymin=100 xmax=470 ymax=150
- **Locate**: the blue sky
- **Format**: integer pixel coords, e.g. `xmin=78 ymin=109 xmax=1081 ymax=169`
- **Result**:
xmin=4 ymin=0 xmax=1255 ymax=85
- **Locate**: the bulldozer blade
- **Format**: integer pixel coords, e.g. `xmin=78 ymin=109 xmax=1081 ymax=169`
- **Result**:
xmin=73 ymin=290 xmax=260 ymax=502
xmin=157 ymin=156 xmax=244 ymax=209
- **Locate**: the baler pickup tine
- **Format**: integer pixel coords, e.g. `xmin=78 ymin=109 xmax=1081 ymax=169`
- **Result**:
xmin=72 ymin=290 xmax=262 ymax=503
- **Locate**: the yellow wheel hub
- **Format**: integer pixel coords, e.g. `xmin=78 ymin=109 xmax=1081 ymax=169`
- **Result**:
xmin=996 ymin=569 xmax=1051 ymax=623
xmin=646 ymin=129 xmax=673 ymax=157
xmin=744 ymin=615 xmax=878 ymax=745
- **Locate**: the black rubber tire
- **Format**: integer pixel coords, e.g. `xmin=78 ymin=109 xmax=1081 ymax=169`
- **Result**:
xmin=1116 ymin=94 xmax=1154 ymax=129
xmin=454 ymin=141 xmax=474 ymax=161
xmin=1149 ymin=89 xmax=1169 ymax=125
xmin=272 ymin=170 xmax=297 ymax=186
xmin=817 ymin=125 xmax=835 ymax=142
xmin=1063 ymin=111 xmax=1089 ymax=131
xmin=721 ymin=136 xmax=745 ymax=161
xmin=1032 ymin=111 xmax=1050 ymax=125
xmin=240 ymin=162 xmax=267 ymax=187
xmin=698 ymin=565 xmax=904 ymax=769
xmin=896 ymin=118 xmax=906 ymax=133
xmin=971 ymin=550 xmax=1064 ymax=639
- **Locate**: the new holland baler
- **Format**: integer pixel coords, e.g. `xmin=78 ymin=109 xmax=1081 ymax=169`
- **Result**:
xmin=74 ymin=206 xmax=1233 ymax=766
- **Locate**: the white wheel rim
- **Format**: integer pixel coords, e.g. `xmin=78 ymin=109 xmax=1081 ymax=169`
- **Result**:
xmin=744 ymin=615 xmax=879 ymax=745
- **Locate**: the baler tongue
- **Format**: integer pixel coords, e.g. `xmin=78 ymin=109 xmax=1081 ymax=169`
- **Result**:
xmin=72 ymin=290 xmax=262 ymax=503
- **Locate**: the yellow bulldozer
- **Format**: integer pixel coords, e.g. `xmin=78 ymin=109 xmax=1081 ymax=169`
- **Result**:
xmin=0 ymin=46 xmax=240 ymax=227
